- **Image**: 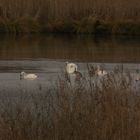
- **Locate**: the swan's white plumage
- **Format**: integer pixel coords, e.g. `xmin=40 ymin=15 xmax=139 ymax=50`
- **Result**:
xmin=66 ymin=62 xmax=78 ymax=74
xmin=20 ymin=72 xmax=37 ymax=79
xmin=96 ymin=70 xmax=108 ymax=76
xmin=132 ymin=70 xmax=140 ymax=81
xmin=134 ymin=74 xmax=139 ymax=81
xmin=65 ymin=62 xmax=82 ymax=84
xmin=95 ymin=65 xmax=108 ymax=76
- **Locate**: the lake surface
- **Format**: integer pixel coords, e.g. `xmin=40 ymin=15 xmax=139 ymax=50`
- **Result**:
xmin=0 ymin=34 xmax=140 ymax=91
xmin=0 ymin=34 xmax=140 ymax=62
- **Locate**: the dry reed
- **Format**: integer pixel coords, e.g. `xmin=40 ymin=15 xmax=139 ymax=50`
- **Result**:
xmin=0 ymin=0 xmax=140 ymax=21
xmin=0 ymin=0 xmax=139 ymax=34
xmin=0 ymin=66 xmax=140 ymax=140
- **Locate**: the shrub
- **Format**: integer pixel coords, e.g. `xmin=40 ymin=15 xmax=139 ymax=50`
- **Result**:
xmin=76 ymin=17 xmax=99 ymax=34
xmin=112 ymin=21 xmax=140 ymax=35
xmin=52 ymin=20 xmax=77 ymax=33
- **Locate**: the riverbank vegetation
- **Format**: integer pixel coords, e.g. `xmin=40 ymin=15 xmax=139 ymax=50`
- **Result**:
xmin=0 ymin=66 xmax=140 ymax=139
xmin=0 ymin=0 xmax=140 ymax=34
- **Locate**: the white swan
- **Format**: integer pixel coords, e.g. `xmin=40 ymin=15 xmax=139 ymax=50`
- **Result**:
xmin=133 ymin=70 xmax=140 ymax=81
xmin=95 ymin=65 xmax=108 ymax=76
xmin=65 ymin=62 xmax=78 ymax=74
xmin=65 ymin=62 xmax=82 ymax=82
xmin=20 ymin=71 xmax=37 ymax=80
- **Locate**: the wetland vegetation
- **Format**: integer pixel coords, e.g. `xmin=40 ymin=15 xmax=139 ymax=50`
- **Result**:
xmin=0 ymin=66 xmax=140 ymax=140
xmin=0 ymin=0 xmax=140 ymax=34
xmin=0 ymin=0 xmax=140 ymax=139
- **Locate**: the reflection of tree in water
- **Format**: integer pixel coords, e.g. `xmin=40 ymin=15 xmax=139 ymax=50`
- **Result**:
xmin=0 ymin=35 xmax=139 ymax=62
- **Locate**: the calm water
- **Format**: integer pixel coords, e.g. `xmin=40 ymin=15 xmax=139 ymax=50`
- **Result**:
xmin=0 ymin=34 xmax=140 ymax=91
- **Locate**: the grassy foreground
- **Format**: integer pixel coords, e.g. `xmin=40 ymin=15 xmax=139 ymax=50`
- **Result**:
xmin=0 ymin=66 xmax=140 ymax=140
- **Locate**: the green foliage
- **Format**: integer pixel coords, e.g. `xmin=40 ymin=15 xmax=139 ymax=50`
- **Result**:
xmin=52 ymin=20 xmax=77 ymax=33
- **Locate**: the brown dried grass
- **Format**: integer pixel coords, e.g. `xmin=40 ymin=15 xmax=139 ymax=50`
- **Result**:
xmin=0 ymin=66 xmax=139 ymax=139
xmin=0 ymin=0 xmax=140 ymax=21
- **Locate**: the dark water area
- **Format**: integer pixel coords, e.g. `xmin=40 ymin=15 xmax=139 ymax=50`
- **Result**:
xmin=0 ymin=34 xmax=140 ymax=63
xmin=0 ymin=34 xmax=140 ymax=91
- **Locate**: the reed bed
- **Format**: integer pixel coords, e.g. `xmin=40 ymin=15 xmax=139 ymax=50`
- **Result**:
xmin=0 ymin=0 xmax=140 ymax=34
xmin=0 ymin=0 xmax=140 ymax=21
xmin=0 ymin=66 xmax=140 ymax=140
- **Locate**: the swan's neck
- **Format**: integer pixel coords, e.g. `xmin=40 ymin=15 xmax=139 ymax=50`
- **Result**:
xmin=97 ymin=67 xmax=102 ymax=73
xmin=20 ymin=75 xmax=24 ymax=79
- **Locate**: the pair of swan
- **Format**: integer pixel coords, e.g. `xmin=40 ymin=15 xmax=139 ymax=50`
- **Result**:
xmin=65 ymin=62 xmax=108 ymax=84
xmin=88 ymin=64 xmax=108 ymax=77
xmin=95 ymin=65 xmax=108 ymax=76
xmin=66 ymin=62 xmax=108 ymax=77
xmin=66 ymin=62 xmax=140 ymax=82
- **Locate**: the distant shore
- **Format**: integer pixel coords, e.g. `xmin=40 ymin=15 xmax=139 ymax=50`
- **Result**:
xmin=0 ymin=18 xmax=140 ymax=35
xmin=0 ymin=0 xmax=139 ymax=35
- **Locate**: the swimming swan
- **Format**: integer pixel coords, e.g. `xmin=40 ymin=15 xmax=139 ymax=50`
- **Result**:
xmin=20 ymin=71 xmax=37 ymax=80
xmin=133 ymin=69 xmax=140 ymax=81
xmin=95 ymin=65 xmax=108 ymax=76
xmin=65 ymin=62 xmax=82 ymax=81
xmin=65 ymin=62 xmax=78 ymax=74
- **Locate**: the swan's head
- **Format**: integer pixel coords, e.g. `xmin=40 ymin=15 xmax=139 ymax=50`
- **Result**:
xmin=20 ymin=71 xmax=25 ymax=79
xmin=65 ymin=61 xmax=69 ymax=66
xmin=20 ymin=71 xmax=25 ymax=75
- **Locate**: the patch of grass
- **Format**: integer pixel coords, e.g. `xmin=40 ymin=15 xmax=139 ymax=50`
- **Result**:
xmin=0 ymin=66 xmax=140 ymax=139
